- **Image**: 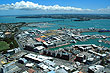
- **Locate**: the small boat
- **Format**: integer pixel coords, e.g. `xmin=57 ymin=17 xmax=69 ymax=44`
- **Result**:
xmin=70 ymin=40 xmax=77 ymax=43
xmin=102 ymin=36 xmax=106 ymax=39
xmin=98 ymin=40 xmax=102 ymax=43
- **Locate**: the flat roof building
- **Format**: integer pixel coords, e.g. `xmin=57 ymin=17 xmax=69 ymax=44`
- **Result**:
xmin=24 ymin=53 xmax=53 ymax=62
xmin=43 ymin=60 xmax=55 ymax=67
xmin=1 ymin=61 xmax=20 ymax=73
xmin=88 ymin=65 xmax=104 ymax=73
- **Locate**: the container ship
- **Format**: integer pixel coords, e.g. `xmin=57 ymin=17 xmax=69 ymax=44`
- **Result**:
xmin=98 ymin=30 xmax=110 ymax=32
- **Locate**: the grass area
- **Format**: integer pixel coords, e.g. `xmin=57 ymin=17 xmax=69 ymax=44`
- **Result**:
xmin=0 ymin=36 xmax=19 ymax=52
xmin=3 ymin=36 xmax=19 ymax=49
xmin=44 ymin=33 xmax=58 ymax=36
xmin=0 ymin=41 xmax=9 ymax=51
xmin=44 ymin=31 xmax=58 ymax=36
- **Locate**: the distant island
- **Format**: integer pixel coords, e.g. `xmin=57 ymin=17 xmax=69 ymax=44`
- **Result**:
xmin=16 ymin=14 xmax=110 ymax=20
xmin=74 ymin=18 xmax=91 ymax=21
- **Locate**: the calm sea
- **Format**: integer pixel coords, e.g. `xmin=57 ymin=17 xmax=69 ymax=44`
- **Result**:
xmin=0 ymin=16 xmax=110 ymax=29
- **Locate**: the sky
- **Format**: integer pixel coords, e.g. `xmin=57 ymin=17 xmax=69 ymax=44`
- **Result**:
xmin=0 ymin=0 xmax=110 ymax=15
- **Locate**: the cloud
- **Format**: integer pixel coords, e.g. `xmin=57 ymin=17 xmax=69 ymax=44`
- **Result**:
xmin=0 ymin=1 xmax=110 ymax=14
xmin=97 ymin=6 xmax=110 ymax=13
xmin=0 ymin=1 xmax=92 ymax=12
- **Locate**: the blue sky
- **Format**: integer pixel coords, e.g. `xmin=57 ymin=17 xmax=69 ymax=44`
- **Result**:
xmin=0 ymin=0 xmax=110 ymax=15
xmin=0 ymin=0 xmax=110 ymax=9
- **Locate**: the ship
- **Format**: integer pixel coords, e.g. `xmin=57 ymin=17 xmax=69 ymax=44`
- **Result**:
xmin=98 ymin=30 xmax=110 ymax=32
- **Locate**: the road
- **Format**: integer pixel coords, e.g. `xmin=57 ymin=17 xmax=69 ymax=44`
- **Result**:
xmin=14 ymin=37 xmax=24 ymax=50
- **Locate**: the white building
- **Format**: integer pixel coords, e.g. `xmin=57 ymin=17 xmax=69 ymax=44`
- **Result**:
xmin=34 ymin=46 xmax=44 ymax=52
xmin=88 ymin=65 xmax=104 ymax=73
xmin=43 ymin=60 xmax=55 ymax=67
xmin=24 ymin=53 xmax=53 ymax=62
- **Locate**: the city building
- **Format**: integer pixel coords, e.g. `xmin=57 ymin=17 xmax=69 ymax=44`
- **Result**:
xmin=1 ymin=61 xmax=20 ymax=73
xmin=88 ymin=65 xmax=104 ymax=73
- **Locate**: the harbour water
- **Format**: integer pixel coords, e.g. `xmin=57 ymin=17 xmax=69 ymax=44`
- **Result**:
xmin=0 ymin=16 xmax=110 ymax=30
xmin=50 ymin=38 xmax=110 ymax=51
xmin=21 ymin=19 xmax=110 ymax=30
xmin=0 ymin=16 xmax=110 ymax=34
xmin=0 ymin=16 xmax=110 ymax=50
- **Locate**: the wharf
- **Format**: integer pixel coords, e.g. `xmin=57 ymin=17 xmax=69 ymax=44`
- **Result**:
xmin=100 ymin=39 xmax=110 ymax=44
xmin=79 ymin=29 xmax=100 ymax=33
xmin=48 ymin=43 xmax=72 ymax=50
